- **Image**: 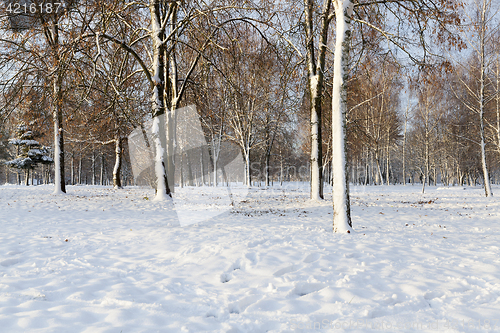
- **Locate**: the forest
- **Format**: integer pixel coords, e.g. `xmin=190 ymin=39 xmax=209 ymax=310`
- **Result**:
xmin=1 ymin=0 xmax=499 ymax=232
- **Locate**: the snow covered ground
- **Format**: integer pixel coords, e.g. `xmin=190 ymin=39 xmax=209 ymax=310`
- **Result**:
xmin=1 ymin=183 xmax=500 ymax=332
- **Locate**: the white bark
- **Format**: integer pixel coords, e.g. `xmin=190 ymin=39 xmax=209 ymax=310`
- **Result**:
xmin=113 ymin=136 xmax=122 ymax=189
xmin=152 ymin=114 xmax=169 ymax=201
xmin=150 ymin=0 xmax=171 ymax=201
xmin=211 ymin=133 xmax=221 ymax=187
xmin=478 ymin=0 xmax=493 ymax=197
xmin=310 ymin=75 xmax=322 ymax=200
xmin=52 ymin=73 xmax=65 ymax=195
xmin=332 ymin=0 xmax=353 ymax=233
xmin=166 ymin=109 xmax=176 ymax=192
xmin=53 ymin=123 xmax=64 ymax=194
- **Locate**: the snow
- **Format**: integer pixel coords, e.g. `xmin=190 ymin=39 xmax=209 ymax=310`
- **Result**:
xmin=1 ymin=183 xmax=500 ymax=332
xmin=4 ymin=157 xmax=33 ymax=168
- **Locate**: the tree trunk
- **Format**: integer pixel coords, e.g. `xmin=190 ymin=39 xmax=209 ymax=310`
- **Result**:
xmin=91 ymin=150 xmax=96 ymax=185
xmin=187 ymin=151 xmax=194 ymax=186
xmin=213 ymin=155 xmax=218 ymax=187
xmin=265 ymin=152 xmax=270 ymax=187
xmin=78 ymin=154 xmax=82 ymax=185
xmin=150 ymin=0 xmax=171 ymax=200
xmin=402 ymin=102 xmax=408 ymax=185
xmin=53 ymin=70 xmax=65 ymax=194
xmin=100 ymin=153 xmax=105 ymax=186
xmin=70 ymin=153 xmax=74 ymax=185
xmin=113 ymin=136 xmax=123 ymax=189
xmin=332 ymin=0 xmax=354 ymax=233
xmin=386 ymin=129 xmax=390 ymax=185
xmin=496 ymin=56 xmax=500 ymax=160
xmin=200 ymin=149 xmax=205 ymax=186
xmin=245 ymin=149 xmax=251 ymax=187
xmin=375 ymin=149 xmax=383 ymax=185
xmin=280 ymin=149 xmax=284 ymax=186
xmin=180 ymin=152 xmax=184 ymax=188
xmin=478 ymin=0 xmax=492 ymax=197
xmin=304 ymin=0 xmax=331 ymax=201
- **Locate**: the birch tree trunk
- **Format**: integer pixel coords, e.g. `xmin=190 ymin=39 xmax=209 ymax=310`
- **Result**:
xmin=100 ymin=153 xmax=105 ymax=186
xmin=245 ymin=148 xmax=251 ymax=187
xmin=150 ymin=0 xmax=171 ymax=200
xmin=402 ymin=101 xmax=409 ymax=185
xmin=70 ymin=153 xmax=74 ymax=185
xmin=386 ymin=129 xmax=390 ymax=185
xmin=78 ymin=154 xmax=82 ymax=184
xmin=332 ymin=0 xmax=353 ymax=233
xmin=496 ymin=56 xmax=500 ymax=159
xmin=200 ymin=149 xmax=205 ymax=186
xmin=304 ymin=0 xmax=332 ymax=201
xmin=478 ymin=0 xmax=493 ymax=196
xmin=91 ymin=150 xmax=96 ymax=185
xmin=113 ymin=135 xmax=122 ymax=189
xmin=53 ymin=69 xmax=65 ymax=194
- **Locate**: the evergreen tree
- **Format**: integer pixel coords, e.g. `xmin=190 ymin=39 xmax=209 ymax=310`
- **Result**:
xmin=4 ymin=123 xmax=53 ymax=185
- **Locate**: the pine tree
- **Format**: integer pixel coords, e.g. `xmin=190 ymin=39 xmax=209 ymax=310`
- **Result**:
xmin=4 ymin=123 xmax=53 ymax=185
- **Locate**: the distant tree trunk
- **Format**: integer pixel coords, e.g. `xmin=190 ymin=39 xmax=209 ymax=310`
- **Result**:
xmin=211 ymin=132 xmax=222 ymax=187
xmin=78 ymin=154 xmax=82 ymax=185
xmin=375 ymin=149 xmax=383 ymax=185
xmin=187 ymin=152 xmax=194 ymax=186
xmin=91 ymin=150 xmax=96 ymax=185
xmin=213 ymin=155 xmax=218 ymax=187
xmin=280 ymin=149 xmax=284 ymax=186
xmin=386 ymin=129 xmax=390 ymax=185
xmin=425 ymin=131 xmax=430 ymax=187
xmin=265 ymin=152 xmax=270 ymax=187
xmin=70 ymin=153 xmax=74 ymax=185
xmin=402 ymin=102 xmax=408 ymax=185
xmin=496 ymin=56 xmax=500 ymax=160
xmin=180 ymin=152 xmax=184 ymax=188
xmin=100 ymin=153 xmax=105 ymax=186
xmin=244 ymin=148 xmax=251 ymax=187
xmin=53 ymin=69 xmax=65 ymax=194
xmin=113 ymin=136 xmax=122 ymax=189
xmin=200 ymin=149 xmax=205 ymax=186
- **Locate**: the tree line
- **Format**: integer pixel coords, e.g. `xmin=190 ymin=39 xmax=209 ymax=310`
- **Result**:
xmin=0 ymin=0 xmax=498 ymax=232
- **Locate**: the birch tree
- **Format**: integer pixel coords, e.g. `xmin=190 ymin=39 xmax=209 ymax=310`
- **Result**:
xmin=448 ymin=0 xmax=499 ymax=196
xmin=303 ymin=0 xmax=335 ymax=200
xmin=0 ymin=1 xmax=88 ymax=194
xmin=331 ymin=0 xmax=463 ymax=232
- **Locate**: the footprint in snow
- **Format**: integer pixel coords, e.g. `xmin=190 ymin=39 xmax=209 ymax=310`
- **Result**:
xmin=245 ymin=252 xmax=258 ymax=264
xmin=220 ymin=259 xmax=244 ymax=283
xmin=287 ymin=283 xmax=326 ymax=297
xmin=1 ymin=258 xmax=19 ymax=267
xmin=220 ymin=272 xmax=232 ymax=283
xmin=273 ymin=264 xmax=300 ymax=277
xmin=247 ymin=239 xmax=267 ymax=248
xmin=303 ymin=253 xmax=321 ymax=263
xmin=424 ymin=290 xmax=444 ymax=300
xmin=228 ymin=295 xmax=262 ymax=314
